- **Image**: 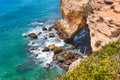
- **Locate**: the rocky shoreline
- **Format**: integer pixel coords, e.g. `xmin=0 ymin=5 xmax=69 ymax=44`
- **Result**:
xmin=26 ymin=26 xmax=85 ymax=71
xmin=53 ymin=0 xmax=120 ymax=72
xmin=25 ymin=0 xmax=120 ymax=72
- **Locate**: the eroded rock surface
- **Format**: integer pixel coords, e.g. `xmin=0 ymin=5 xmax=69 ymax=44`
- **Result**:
xmin=53 ymin=0 xmax=120 ymax=72
xmin=53 ymin=0 xmax=92 ymax=42
xmin=54 ymin=0 xmax=120 ymax=51
xmin=28 ymin=33 xmax=37 ymax=38
xmin=88 ymin=0 xmax=120 ymax=51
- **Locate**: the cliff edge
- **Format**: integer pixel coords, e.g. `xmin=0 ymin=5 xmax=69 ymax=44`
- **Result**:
xmin=53 ymin=0 xmax=120 ymax=72
xmin=54 ymin=0 xmax=120 ymax=52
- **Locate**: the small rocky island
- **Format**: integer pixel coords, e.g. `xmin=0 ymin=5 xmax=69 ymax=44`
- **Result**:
xmin=26 ymin=0 xmax=120 ymax=72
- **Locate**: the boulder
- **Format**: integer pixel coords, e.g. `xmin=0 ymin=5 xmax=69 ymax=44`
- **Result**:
xmin=48 ymin=27 xmax=53 ymax=31
xmin=48 ymin=44 xmax=56 ymax=50
xmin=42 ymin=27 xmax=47 ymax=31
xmin=35 ymin=54 xmax=39 ymax=58
xmin=59 ymin=64 xmax=69 ymax=71
xmin=57 ymin=56 xmax=65 ymax=63
xmin=48 ymin=44 xmax=62 ymax=54
xmin=28 ymin=33 xmax=37 ymax=38
xmin=49 ymin=33 xmax=55 ymax=38
xmin=42 ymin=47 xmax=50 ymax=52
xmin=64 ymin=60 xmax=72 ymax=65
xmin=30 ymin=47 xmax=38 ymax=50
xmin=53 ymin=54 xmax=59 ymax=61
xmin=61 ymin=52 xmax=78 ymax=60
xmin=38 ymin=32 xmax=42 ymax=35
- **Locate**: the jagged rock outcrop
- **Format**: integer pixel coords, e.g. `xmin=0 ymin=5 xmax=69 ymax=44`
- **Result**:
xmin=53 ymin=0 xmax=120 ymax=72
xmin=87 ymin=0 xmax=120 ymax=51
xmin=53 ymin=0 xmax=93 ymax=42
xmin=54 ymin=0 xmax=120 ymax=51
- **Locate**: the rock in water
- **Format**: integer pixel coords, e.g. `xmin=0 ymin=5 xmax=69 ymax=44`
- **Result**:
xmin=42 ymin=27 xmax=47 ymax=31
xmin=42 ymin=47 xmax=50 ymax=52
xmin=28 ymin=33 xmax=37 ymax=39
xmin=48 ymin=44 xmax=62 ymax=54
xmin=49 ymin=33 xmax=55 ymax=38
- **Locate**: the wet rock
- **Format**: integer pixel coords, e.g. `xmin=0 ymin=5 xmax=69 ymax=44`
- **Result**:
xmin=57 ymin=56 xmax=65 ymax=63
xmin=44 ymin=63 xmax=50 ymax=69
xmin=53 ymin=47 xmax=62 ymax=54
xmin=53 ymin=54 xmax=59 ymax=61
xmin=43 ymin=36 xmax=48 ymax=40
xmin=30 ymin=47 xmax=38 ymax=50
xmin=28 ymin=33 xmax=37 ymax=38
xmin=42 ymin=47 xmax=50 ymax=52
xmin=42 ymin=27 xmax=47 ymax=31
xmin=48 ymin=44 xmax=56 ymax=50
xmin=38 ymin=32 xmax=42 ymax=35
xmin=48 ymin=27 xmax=53 ymax=31
xmin=49 ymin=33 xmax=55 ymax=37
xmin=59 ymin=64 xmax=69 ymax=71
xmin=35 ymin=54 xmax=39 ymax=58
xmin=48 ymin=44 xmax=62 ymax=54
xmin=61 ymin=52 xmax=78 ymax=60
xmin=64 ymin=60 xmax=72 ymax=65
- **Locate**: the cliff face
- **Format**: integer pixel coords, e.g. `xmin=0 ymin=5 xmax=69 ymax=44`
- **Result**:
xmin=88 ymin=0 xmax=120 ymax=51
xmin=53 ymin=0 xmax=92 ymax=42
xmin=54 ymin=0 xmax=120 ymax=52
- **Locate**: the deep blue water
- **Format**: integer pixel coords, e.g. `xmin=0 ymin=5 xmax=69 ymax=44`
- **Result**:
xmin=0 ymin=0 xmax=62 ymax=80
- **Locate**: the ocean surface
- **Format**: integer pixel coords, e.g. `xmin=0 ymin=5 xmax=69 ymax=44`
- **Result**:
xmin=0 ymin=0 xmax=64 ymax=80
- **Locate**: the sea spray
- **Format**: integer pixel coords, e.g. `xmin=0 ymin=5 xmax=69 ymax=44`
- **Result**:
xmin=23 ymin=20 xmax=65 ymax=68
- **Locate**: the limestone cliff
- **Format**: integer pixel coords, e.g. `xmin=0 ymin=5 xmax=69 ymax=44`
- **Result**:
xmin=53 ymin=0 xmax=93 ymax=42
xmin=54 ymin=0 xmax=120 ymax=52
xmin=88 ymin=0 xmax=120 ymax=51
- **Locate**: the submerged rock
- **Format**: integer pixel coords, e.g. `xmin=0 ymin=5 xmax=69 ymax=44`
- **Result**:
xmin=28 ymin=33 xmax=37 ymax=38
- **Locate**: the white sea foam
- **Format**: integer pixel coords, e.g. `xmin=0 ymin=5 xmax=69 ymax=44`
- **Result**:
xmin=24 ymin=20 xmax=65 ymax=68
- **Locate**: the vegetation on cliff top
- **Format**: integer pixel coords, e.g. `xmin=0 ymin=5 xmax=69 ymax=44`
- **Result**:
xmin=59 ymin=40 xmax=120 ymax=80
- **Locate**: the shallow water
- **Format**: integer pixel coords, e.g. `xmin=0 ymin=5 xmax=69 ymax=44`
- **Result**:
xmin=0 ymin=0 xmax=64 ymax=80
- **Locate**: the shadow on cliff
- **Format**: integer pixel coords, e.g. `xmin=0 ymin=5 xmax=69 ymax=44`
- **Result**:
xmin=67 ymin=24 xmax=92 ymax=54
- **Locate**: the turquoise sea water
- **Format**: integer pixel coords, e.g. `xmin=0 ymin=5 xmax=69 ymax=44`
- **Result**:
xmin=0 ymin=0 xmax=62 ymax=80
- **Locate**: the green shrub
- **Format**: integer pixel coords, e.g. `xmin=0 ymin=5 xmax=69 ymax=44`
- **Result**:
xmin=60 ymin=40 xmax=120 ymax=80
